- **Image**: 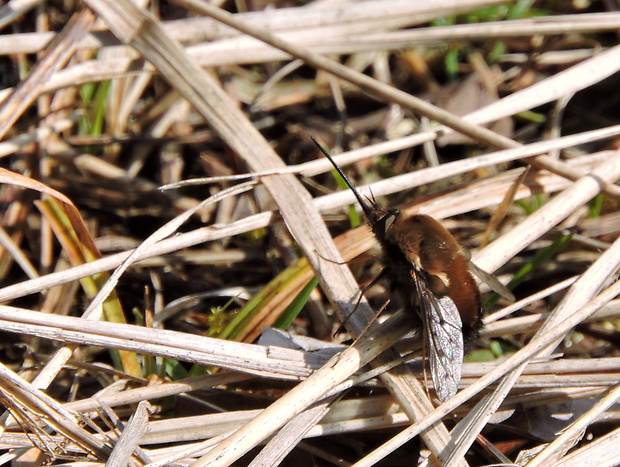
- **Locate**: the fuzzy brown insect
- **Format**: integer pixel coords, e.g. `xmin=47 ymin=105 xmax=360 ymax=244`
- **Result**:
xmin=314 ymin=139 xmax=482 ymax=401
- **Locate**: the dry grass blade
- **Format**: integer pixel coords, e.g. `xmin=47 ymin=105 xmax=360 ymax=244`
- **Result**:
xmin=192 ymin=311 xmax=411 ymax=466
xmin=354 ymin=276 xmax=620 ymax=466
xmin=247 ymin=399 xmax=333 ymax=467
xmin=5 ymin=9 xmax=620 ymax=58
xmin=0 ymin=167 xmax=141 ymax=378
xmin=480 ymin=166 xmax=529 ymax=247
xmin=0 ymin=0 xmax=41 ymax=29
xmin=82 ymin=0 xmax=458 ymax=463
xmin=475 ymin=152 xmax=620 ymax=272
xmin=79 ymin=181 xmax=256 ymax=322
xmin=0 ymin=305 xmax=328 ymax=379
xmin=0 ymin=1 xmax=619 ymax=465
xmin=106 ymin=401 xmax=154 ymax=466
xmin=528 ymin=383 xmax=620 ymax=466
xmin=381 ymin=153 xmax=620 ymax=463
xmin=36 ymin=197 xmax=141 ymax=378
xmin=78 ymin=0 xmax=359 ymax=317
xmin=0 ymin=114 xmax=80 ymax=159
xmin=0 ymin=145 xmax=609 ymax=310
xmin=474 ymin=208 xmax=620 ymax=453
xmin=29 ymin=182 xmax=256 ymax=386
xmin=0 ymin=0 xmax=512 ymax=56
xmin=553 ymin=425 xmax=620 ymax=467
xmin=171 ymin=0 xmax=620 ymax=202
xmin=0 ymin=8 xmax=93 ymax=140
xmin=176 ymin=0 xmax=516 ymax=150
xmin=0 ymin=363 xmax=112 ymax=461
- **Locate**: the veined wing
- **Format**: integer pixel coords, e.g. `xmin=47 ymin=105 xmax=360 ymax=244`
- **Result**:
xmin=413 ymin=270 xmax=464 ymax=402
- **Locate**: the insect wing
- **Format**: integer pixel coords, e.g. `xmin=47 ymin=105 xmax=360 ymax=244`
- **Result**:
xmin=414 ymin=272 xmax=464 ymax=402
xmin=468 ymin=261 xmax=515 ymax=302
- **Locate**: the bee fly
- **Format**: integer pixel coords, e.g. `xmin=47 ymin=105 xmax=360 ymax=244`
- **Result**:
xmin=313 ymin=138 xmax=482 ymax=402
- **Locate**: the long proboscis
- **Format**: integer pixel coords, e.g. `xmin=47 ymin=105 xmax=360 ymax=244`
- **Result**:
xmin=311 ymin=137 xmax=377 ymax=222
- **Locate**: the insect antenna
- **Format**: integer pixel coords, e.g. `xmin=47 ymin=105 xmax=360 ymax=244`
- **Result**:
xmin=311 ymin=137 xmax=379 ymax=225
